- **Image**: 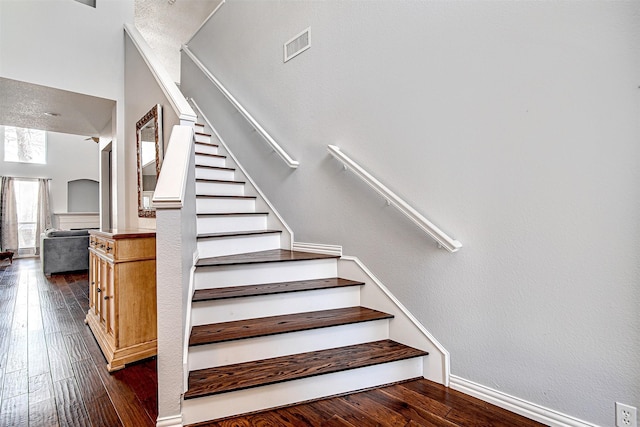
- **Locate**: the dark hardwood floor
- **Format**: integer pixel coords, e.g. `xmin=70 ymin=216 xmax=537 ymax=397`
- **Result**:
xmin=0 ymin=258 xmax=547 ymax=427
xmin=0 ymin=258 xmax=157 ymax=427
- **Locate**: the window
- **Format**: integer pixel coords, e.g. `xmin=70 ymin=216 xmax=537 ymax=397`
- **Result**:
xmin=4 ymin=126 xmax=46 ymax=164
xmin=14 ymin=179 xmax=39 ymax=252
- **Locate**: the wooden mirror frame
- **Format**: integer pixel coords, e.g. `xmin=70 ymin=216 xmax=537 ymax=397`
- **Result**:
xmin=136 ymin=104 xmax=163 ymax=218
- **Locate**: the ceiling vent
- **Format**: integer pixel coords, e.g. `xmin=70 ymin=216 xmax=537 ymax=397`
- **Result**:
xmin=284 ymin=27 xmax=311 ymax=63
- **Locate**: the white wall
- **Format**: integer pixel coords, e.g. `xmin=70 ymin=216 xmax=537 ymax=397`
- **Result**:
xmin=0 ymin=0 xmax=131 ymax=101
xmin=0 ymin=0 xmax=134 ymax=229
xmin=182 ymin=2 xmax=640 ymax=426
xmin=124 ymin=33 xmax=180 ymax=230
xmin=0 ymin=126 xmax=99 ymax=214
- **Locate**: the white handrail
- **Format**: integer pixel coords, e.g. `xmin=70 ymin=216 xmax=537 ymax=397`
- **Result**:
xmin=182 ymin=45 xmax=299 ymax=169
xmin=124 ymin=24 xmax=197 ymax=124
xmin=328 ymin=145 xmax=462 ymax=252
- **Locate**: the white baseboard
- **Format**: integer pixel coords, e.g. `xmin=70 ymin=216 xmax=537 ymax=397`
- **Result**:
xmin=292 ymin=241 xmax=342 ymax=256
xmin=156 ymin=414 xmax=183 ymax=427
xmin=449 ymin=375 xmax=600 ymax=427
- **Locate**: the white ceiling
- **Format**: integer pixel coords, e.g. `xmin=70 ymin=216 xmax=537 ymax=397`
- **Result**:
xmin=0 ymin=77 xmax=115 ymax=137
xmin=0 ymin=0 xmax=220 ymax=138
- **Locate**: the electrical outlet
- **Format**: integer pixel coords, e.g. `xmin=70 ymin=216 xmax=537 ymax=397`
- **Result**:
xmin=616 ymin=402 xmax=637 ymax=427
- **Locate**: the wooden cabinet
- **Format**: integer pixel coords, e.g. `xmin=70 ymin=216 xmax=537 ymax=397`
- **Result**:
xmin=86 ymin=229 xmax=157 ymax=372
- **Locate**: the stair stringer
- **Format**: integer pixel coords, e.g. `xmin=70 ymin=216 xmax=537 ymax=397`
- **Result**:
xmin=190 ymin=98 xmax=293 ymax=249
xmin=337 ymin=256 xmax=450 ymax=386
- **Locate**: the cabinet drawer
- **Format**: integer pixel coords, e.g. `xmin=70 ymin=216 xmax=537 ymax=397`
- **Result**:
xmin=90 ymin=236 xmax=116 ymax=258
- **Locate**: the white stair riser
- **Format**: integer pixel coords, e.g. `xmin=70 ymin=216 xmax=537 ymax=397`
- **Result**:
xmin=188 ymin=320 xmax=389 ymax=371
xmin=195 ymin=167 xmax=235 ymax=181
xmin=196 ymin=197 xmax=256 ymax=214
xmin=182 ymin=357 xmax=424 ymax=424
xmin=196 ymin=181 xmax=244 ymax=197
xmin=196 ymin=215 xmax=267 ymax=235
xmin=196 ymin=154 xmax=226 ymax=168
xmin=197 ymin=233 xmax=281 ymax=258
xmin=191 ymin=286 xmax=361 ymax=325
xmin=194 ymin=259 xmax=338 ymax=289
xmin=195 ymin=133 xmax=211 ymax=144
xmin=195 ymin=143 xmax=218 ymax=155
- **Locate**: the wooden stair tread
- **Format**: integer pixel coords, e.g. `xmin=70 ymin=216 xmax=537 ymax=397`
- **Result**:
xmin=184 ymin=340 xmax=428 ymax=399
xmin=195 ymin=165 xmax=235 ymax=171
xmin=196 ymin=195 xmax=256 ymax=200
xmin=196 ymin=249 xmax=339 ymax=267
xmin=197 ymin=229 xmax=282 ymax=239
xmin=189 ymin=306 xmax=392 ymax=346
xmin=195 ymin=153 xmax=226 ymax=159
xmin=196 ymin=178 xmax=245 ymax=184
xmin=193 ymin=277 xmax=364 ymax=302
xmin=195 ymin=131 xmax=211 ymax=136
xmin=197 ymin=212 xmax=268 ymax=217
xmin=195 ymin=141 xmax=218 ymax=147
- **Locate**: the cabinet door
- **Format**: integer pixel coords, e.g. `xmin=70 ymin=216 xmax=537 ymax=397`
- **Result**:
xmin=98 ymin=257 xmax=108 ymax=325
xmin=88 ymin=252 xmax=98 ymax=314
xmin=105 ymin=262 xmax=116 ymax=341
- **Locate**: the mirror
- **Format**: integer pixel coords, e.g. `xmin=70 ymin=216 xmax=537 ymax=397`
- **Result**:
xmin=136 ymin=104 xmax=163 ymax=218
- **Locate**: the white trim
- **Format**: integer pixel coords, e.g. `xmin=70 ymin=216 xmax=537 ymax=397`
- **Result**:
xmin=124 ymin=24 xmax=197 ymax=124
xmin=292 ymin=241 xmax=342 ymax=256
xmin=189 ymin=98 xmax=295 ymax=248
xmin=156 ymin=414 xmax=183 ymax=427
xmin=153 ymin=126 xmax=194 ymax=209
xmin=340 ymin=255 xmax=450 ymax=386
xmin=183 ymin=262 xmax=197 ymax=394
xmin=182 ymin=46 xmax=299 ymax=169
xmin=185 ymin=0 xmax=225 ymax=45
xmin=327 ymin=145 xmax=461 ymax=253
xmin=450 ymin=376 xmax=600 ymax=427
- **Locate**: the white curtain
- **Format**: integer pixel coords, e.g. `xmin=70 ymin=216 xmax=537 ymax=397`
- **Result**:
xmin=0 ymin=176 xmax=18 ymax=253
xmin=35 ymin=179 xmax=52 ymax=255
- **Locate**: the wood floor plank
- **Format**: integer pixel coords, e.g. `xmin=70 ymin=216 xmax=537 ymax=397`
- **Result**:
xmin=2 ymin=368 xmax=29 ymax=399
xmin=308 ymin=397 xmax=380 ymax=427
xmin=320 ymin=415 xmax=357 ymax=427
xmin=28 ymin=331 xmax=50 ymax=378
xmin=401 ymin=379 xmax=546 ymax=427
xmin=186 ymin=340 xmax=427 ymax=399
xmin=29 ymin=397 xmax=59 ymax=427
xmin=63 ymin=332 xmax=92 ymax=363
xmin=52 ymin=377 xmax=91 ymax=427
xmin=28 ymin=372 xmax=54 ymax=404
xmin=0 ymin=393 xmax=29 ymax=427
xmin=45 ymin=332 xmax=75 ymax=382
xmin=190 ymin=307 xmax=393 ymax=346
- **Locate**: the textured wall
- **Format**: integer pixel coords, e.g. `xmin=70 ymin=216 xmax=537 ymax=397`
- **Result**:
xmin=0 ymin=126 xmax=99 ymax=214
xmin=124 ymin=34 xmax=180 ymax=230
xmin=182 ymin=2 xmax=640 ymax=425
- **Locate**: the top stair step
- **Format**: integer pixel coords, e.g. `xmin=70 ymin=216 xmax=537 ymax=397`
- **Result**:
xmin=193 ymin=277 xmax=364 ymax=302
xmin=184 ymin=339 xmax=428 ymax=399
xmin=196 ymin=249 xmax=340 ymax=268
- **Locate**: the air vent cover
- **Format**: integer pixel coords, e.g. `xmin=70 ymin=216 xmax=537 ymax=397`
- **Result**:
xmin=284 ymin=27 xmax=311 ymax=63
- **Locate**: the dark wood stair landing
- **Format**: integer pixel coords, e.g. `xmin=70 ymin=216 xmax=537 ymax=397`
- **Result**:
xmin=185 ymin=340 xmax=427 ymax=399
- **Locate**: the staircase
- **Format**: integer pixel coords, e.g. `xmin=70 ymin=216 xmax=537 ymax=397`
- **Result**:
xmin=181 ymin=122 xmax=432 ymax=425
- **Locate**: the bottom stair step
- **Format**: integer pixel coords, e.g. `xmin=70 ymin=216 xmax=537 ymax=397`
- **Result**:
xmin=185 ymin=339 xmax=428 ymax=399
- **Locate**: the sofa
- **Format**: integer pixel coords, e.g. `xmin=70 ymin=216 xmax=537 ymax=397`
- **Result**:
xmin=40 ymin=229 xmax=91 ymax=276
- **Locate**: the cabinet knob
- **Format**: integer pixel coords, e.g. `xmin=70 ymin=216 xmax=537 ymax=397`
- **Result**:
xmin=104 ymin=296 xmax=110 ymax=300
xmin=106 ymin=247 xmax=113 ymax=252
xmin=97 ymin=288 xmax=101 ymax=293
